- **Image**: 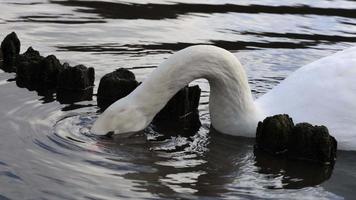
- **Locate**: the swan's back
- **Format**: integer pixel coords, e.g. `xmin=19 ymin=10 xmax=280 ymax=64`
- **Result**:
xmin=256 ymin=46 xmax=356 ymax=151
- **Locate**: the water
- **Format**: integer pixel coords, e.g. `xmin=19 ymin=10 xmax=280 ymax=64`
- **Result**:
xmin=0 ymin=0 xmax=356 ymax=199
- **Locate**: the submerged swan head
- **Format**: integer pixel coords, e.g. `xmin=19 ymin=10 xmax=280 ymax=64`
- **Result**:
xmin=92 ymin=45 xmax=261 ymax=136
xmin=91 ymin=98 xmax=149 ymax=135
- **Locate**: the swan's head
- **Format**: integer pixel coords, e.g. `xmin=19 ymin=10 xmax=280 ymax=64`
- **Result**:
xmin=91 ymin=100 xmax=148 ymax=136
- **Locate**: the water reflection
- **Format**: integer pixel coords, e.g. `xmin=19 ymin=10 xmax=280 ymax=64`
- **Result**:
xmin=16 ymin=15 xmax=106 ymax=24
xmin=90 ymin=128 xmax=335 ymax=199
xmin=0 ymin=71 xmax=347 ymax=199
xmin=240 ymin=31 xmax=356 ymax=44
xmin=51 ymin=1 xmax=356 ymax=20
xmin=254 ymin=149 xmax=333 ymax=189
xmin=56 ymin=39 xmax=320 ymax=56
xmin=0 ymin=0 xmax=356 ymax=199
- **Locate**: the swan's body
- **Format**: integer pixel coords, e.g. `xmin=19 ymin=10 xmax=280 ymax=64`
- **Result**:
xmin=92 ymin=45 xmax=356 ymax=151
xmin=256 ymin=46 xmax=356 ymax=150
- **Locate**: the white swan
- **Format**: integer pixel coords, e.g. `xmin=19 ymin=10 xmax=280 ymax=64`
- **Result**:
xmin=92 ymin=45 xmax=356 ymax=151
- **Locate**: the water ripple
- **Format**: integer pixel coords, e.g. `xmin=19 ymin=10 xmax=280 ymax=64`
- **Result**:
xmin=0 ymin=0 xmax=355 ymax=199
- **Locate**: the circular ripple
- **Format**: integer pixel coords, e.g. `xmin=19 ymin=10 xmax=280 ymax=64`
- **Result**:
xmin=52 ymin=111 xmax=211 ymax=155
xmin=51 ymin=112 xmax=116 ymax=154
xmin=54 ymin=113 xmax=97 ymax=141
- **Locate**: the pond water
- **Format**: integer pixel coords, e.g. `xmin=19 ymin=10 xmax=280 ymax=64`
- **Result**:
xmin=0 ymin=0 xmax=356 ymax=199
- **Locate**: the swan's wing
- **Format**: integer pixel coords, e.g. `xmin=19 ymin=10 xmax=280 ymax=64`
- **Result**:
xmin=255 ymin=46 xmax=356 ymax=151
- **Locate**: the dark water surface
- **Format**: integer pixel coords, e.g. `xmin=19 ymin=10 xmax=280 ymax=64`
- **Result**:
xmin=1 ymin=0 xmax=356 ymax=199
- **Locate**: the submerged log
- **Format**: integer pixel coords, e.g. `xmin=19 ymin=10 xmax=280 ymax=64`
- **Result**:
xmin=256 ymin=114 xmax=294 ymax=154
xmin=256 ymin=114 xmax=337 ymax=165
xmin=1 ymin=32 xmax=21 ymax=72
xmin=56 ymin=64 xmax=95 ymax=104
xmin=1 ymin=32 xmax=95 ymax=103
xmin=39 ymin=55 xmax=64 ymax=89
xmin=16 ymin=47 xmax=66 ymax=98
xmin=154 ymin=85 xmax=201 ymax=120
xmin=97 ymin=68 xmax=139 ymax=110
xmin=16 ymin=47 xmax=44 ymax=89
xmin=288 ymin=123 xmax=337 ymax=164
xmin=152 ymin=85 xmax=202 ymax=135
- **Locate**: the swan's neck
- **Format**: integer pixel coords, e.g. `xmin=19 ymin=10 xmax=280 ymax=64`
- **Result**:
xmin=130 ymin=45 xmax=262 ymax=136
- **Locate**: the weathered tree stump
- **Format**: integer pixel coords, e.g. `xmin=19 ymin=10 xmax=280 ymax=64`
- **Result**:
xmin=152 ymin=85 xmax=202 ymax=136
xmin=256 ymin=114 xmax=337 ymax=165
xmin=288 ymin=123 xmax=337 ymax=164
xmin=97 ymin=68 xmax=139 ymax=110
xmin=16 ymin=47 xmax=44 ymax=89
xmin=256 ymin=114 xmax=294 ymax=154
xmin=1 ymin=32 xmax=21 ymax=72
xmin=56 ymin=64 xmax=95 ymax=104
